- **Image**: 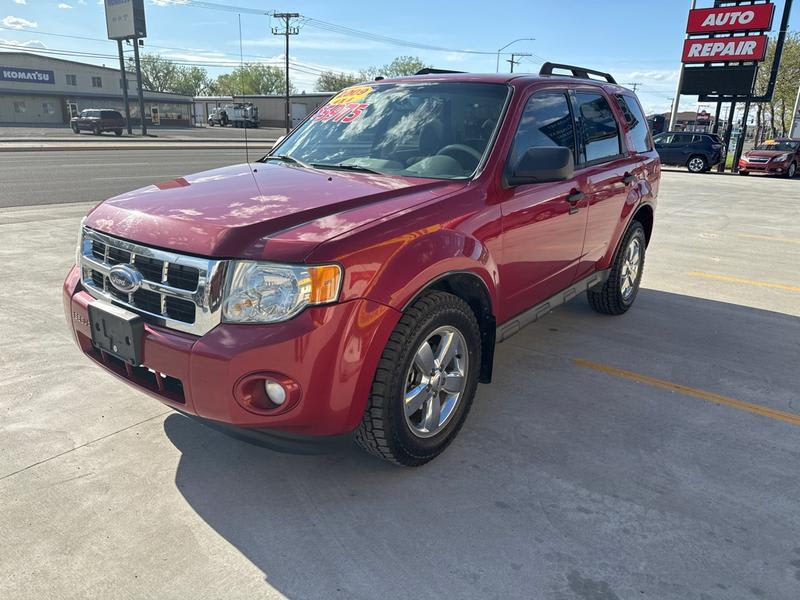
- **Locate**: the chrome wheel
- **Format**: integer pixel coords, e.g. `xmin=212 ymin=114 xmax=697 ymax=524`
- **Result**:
xmin=620 ymin=237 xmax=642 ymax=302
xmin=403 ymin=326 xmax=468 ymax=438
xmin=688 ymin=157 xmax=706 ymax=173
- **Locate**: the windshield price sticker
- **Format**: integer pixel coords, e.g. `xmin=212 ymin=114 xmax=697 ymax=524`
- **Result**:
xmin=329 ymin=85 xmax=373 ymax=105
xmin=313 ymin=102 xmax=369 ymax=124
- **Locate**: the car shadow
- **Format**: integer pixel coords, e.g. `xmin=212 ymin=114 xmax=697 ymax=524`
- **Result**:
xmin=163 ymin=288 xmax=800 ymax=599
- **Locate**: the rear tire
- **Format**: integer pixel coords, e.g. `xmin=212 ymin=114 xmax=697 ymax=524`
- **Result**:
xmin=687 ymin=155 xmax=707 ymax=173
xmin=355 ymin=291 xmax=481 ymax=466
xmin=587 ymin=221 xmax=646 ymax=316
xmin=114 ymin=129 xmax=122 ymax=137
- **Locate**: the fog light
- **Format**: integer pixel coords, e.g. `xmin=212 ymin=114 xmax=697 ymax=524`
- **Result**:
xmin=264 ymin=380 xmax=287 ymax=405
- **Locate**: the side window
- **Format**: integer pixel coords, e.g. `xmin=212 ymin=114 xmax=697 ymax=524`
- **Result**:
xmin=616 ymin=94 xmax=652 ymax=153
xmin=509 ymin=91 xmax=576 ymax=167
xmin=673 ymin=134 xmax=693 ymax=144
xmin=574 ymin=91 xmax=622 ymax=163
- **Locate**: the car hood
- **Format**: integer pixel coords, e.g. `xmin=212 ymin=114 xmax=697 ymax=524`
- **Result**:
xmin=85 ymin=162 xmax=462 ymax=259
xmin=745 ymin=150 xmax=788 ymax=158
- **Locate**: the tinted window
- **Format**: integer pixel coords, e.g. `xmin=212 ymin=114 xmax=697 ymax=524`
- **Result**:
xmin=616 ymin=94 xmax=651 ymax=153
xmin=101 ymin=110 xmax=122 ymax=119
xmin=574 ymin=92 xmax=621 ymax=163
xmin=672 ymin=134 xmax=694 ymax=144
xmin=510 ymin=92 xmax=576 ymax=166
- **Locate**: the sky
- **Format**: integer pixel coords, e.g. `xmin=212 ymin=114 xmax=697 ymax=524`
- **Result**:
xmin=1 ymin=0 xmax=798 ymax=115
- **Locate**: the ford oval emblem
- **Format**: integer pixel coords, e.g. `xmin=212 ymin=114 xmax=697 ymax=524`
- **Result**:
xmin=108 ymin=264 xmax=143 ymax=294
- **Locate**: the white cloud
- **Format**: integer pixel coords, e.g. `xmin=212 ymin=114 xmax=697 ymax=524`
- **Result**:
xmin=0 ymin=37 xmax=46 ymax=48
xmin=57 ymin=3 xmax=73 ymax=8
xmin=1 ymin=15 xmax=38 ymax=28
xmin=13 ymin=0 xmax=27 ymax=5
xmin=150 ymin=0 xmax=189 ymax=6
xmin=78 ymin=0 xmax=87 ymax=4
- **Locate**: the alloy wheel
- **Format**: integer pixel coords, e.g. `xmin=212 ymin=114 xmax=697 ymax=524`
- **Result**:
xmin=688 ymin=157 xmax=705 ymax=173
xmin=403 ymin=326 xmax=468 ymax=438
xmin=620 ymin=236 xmax=642 ymax=302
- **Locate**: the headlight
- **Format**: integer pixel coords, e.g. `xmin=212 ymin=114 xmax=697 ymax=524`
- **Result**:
xmin=223 ymin=261 xmax=342 ymax=323
xmin=773 ymin=153 xmax=791 ymax=162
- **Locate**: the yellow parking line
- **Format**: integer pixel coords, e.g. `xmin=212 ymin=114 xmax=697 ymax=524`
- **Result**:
xmin=737 ymin=233 xmax=800 ymax=245
xmin=688 ymin=271 xmax=800 ymax=293
xmin=573 ymin=359 xmax=800 ymax=427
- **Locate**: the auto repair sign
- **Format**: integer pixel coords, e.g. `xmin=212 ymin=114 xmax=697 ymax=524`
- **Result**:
xmin=687 ymin=4 xmax=775 ymax=34
xmin=0 ymin=66 xmax=55 ymax=84
xmin=682 ymin=35 xmax=768 ymax=63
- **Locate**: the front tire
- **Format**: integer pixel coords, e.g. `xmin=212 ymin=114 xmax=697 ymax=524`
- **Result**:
xmin=687 ymin=155 xmax=707 ymax=173
xmin=786 ymin=162 xmax=797 ymax=179
xmin=355 ymin=291 xmax=481 ymax=466
xmin=587 ymin=221 xmax=646 ymax=316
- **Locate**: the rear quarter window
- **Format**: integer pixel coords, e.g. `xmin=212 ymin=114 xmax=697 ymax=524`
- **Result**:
xmin=616 ymin=94 xmax=652 ymax=153
xmin=574 ymin=91 xmax=622 ymax=164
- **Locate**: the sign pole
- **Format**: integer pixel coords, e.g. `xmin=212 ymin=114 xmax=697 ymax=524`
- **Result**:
xmin=718 ymin=101 xmax=736 ymax=173
xmin=712 ymin=101 xmax=722 ymax=134
xmin=117 ymin=39 xmax=132 ymax=135
xmin=732 ymin=98 xmax=752 ymax=173
xmin=132 ymin=38 xmax=147 ymax=136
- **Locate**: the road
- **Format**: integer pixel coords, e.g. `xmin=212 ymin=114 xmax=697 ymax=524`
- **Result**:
xmin=0 ymin=149 xmax=258 ymax=208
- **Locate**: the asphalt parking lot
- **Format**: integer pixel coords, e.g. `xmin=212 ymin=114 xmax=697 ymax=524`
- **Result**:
xmin=1 ymin=170 xmax=799 ymax=599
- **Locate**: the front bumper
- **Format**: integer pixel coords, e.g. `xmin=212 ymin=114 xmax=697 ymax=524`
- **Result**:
xmin=63 ymin=265 xmax=401 ymax=439
xmin=738 ymin=159 xmax=790 ymax=174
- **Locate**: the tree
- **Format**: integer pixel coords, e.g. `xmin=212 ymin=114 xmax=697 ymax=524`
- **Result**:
xmin=314 ymin=70 xmax=363 ymax=92
xmin=210 ymin=64 xmax=292 ymax=96
xmin=127 ymin=53 xmax=180 ymax=92
xmin=753 ymin=32 xmax=800 ymax=139
xmin=126 ymin=53 xmax=210 ymax=96
xmin=174 ymin=66 xmax=210 ymax=97
xmin=381 ymin=55 xmax=429 ymax=77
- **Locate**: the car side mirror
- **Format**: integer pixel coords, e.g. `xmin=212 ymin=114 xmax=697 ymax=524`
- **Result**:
xmin=507 ymin=146 xmax=574 ymax=186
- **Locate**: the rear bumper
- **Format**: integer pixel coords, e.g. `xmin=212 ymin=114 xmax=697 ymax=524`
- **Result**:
xmin=63 ymin=265 xmax=401 ymax=439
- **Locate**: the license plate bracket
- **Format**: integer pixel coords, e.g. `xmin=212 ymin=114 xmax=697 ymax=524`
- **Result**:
xmin=88 ymin=302 xmax=144 ymax=366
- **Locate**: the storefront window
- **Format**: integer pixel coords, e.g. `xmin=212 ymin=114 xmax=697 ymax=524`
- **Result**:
xmin=42 ymin=102 xmax=55 ymax=115
xmin=13 ymin=101 xmax=26 ymax=113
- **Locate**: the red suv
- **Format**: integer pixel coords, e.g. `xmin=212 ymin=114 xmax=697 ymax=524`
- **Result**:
xmin=64 ymin=64 xmax=659 ymax=466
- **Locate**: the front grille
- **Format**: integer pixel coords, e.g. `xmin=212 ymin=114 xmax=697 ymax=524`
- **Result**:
xmin=79 ymin=227 xmax=226 ymax=336
xmin=747 ymin=157 xmax=769 ymax=163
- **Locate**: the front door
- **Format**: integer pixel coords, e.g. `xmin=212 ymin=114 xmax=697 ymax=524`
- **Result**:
xmin=498 ymin=90 xmax=589 ymax=321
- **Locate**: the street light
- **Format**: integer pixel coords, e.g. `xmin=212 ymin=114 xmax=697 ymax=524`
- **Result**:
xmin=496 ymin=38 xmax=535 ymax=73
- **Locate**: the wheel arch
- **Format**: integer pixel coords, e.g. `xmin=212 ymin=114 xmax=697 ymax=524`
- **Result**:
xmin=632 ymin=202 xmax=654 ymax=246
xmin=402 ymin=271 xmax=497 ymax=384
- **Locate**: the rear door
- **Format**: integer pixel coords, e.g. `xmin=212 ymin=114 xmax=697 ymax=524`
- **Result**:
xmin=498 ymin=88 xmax=589 ymax=319
xmin=570 ymin=88 xmax=642 ymax=278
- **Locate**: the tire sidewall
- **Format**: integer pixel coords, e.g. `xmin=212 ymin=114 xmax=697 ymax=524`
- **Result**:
xmin=386 ymin=306 xmax=481 ymax=460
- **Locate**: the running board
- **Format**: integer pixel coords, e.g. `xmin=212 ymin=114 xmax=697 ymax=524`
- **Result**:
xmin=495 ymin=270 xmax=609 ymax=343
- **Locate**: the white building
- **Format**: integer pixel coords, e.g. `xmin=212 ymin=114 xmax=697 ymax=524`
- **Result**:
xmin=0 ymin=51 xmax=193 ymax=126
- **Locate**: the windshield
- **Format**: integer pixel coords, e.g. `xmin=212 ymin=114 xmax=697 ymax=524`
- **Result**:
xmin=755 ymin=141 xmax=799 ymax=152
xmin=269 ymin=82 xmax=509 ymax=180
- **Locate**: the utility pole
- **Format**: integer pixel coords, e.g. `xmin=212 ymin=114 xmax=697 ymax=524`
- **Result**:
xmin=132 ymin=38 xmax=147 ymax=136
xmin=272 ymin=12 xmax=299 ymax=134
xmin=670 ymin=0 xmax=697 ymax=131
xmin=626 ymin=82 xmax=642 ymax=92
xmin=116 ymin=39 xmax=132 ymax=135
xmin=496 ymin=38 xmax=535 ymax=73
xmin=507 ymin=53 xmax=531 ymax=73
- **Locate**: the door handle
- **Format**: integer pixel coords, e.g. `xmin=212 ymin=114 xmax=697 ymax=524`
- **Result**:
xmin=566 ymin=189 xmax=584 ymax=204
xmin=622 ymin=172 xmax=636 ymax=185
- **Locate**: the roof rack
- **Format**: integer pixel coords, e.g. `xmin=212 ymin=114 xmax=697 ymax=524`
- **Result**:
xmin=539 ymin=62 xmax=617 ymax=84
xmin=414 ymin=68 xmax=466 ymax=75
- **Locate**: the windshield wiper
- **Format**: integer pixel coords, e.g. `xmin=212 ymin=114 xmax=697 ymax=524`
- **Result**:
xmin=311 ymin=163 xmax=382 ymax=175
xmin=261 ymin=154 xmax=312 ymax=169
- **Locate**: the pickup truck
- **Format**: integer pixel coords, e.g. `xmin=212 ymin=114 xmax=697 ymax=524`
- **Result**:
xmin=64 ymin=63 xmax=659 ymax=466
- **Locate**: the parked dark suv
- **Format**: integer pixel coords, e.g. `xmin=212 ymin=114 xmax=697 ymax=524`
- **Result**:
xmin=64 ymin=63 xmax=659 ymax=466
xmin=70 ymin=109 xmax=124 ymax=136
xmin=653 ymin=131 xmax=724 ymax=173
